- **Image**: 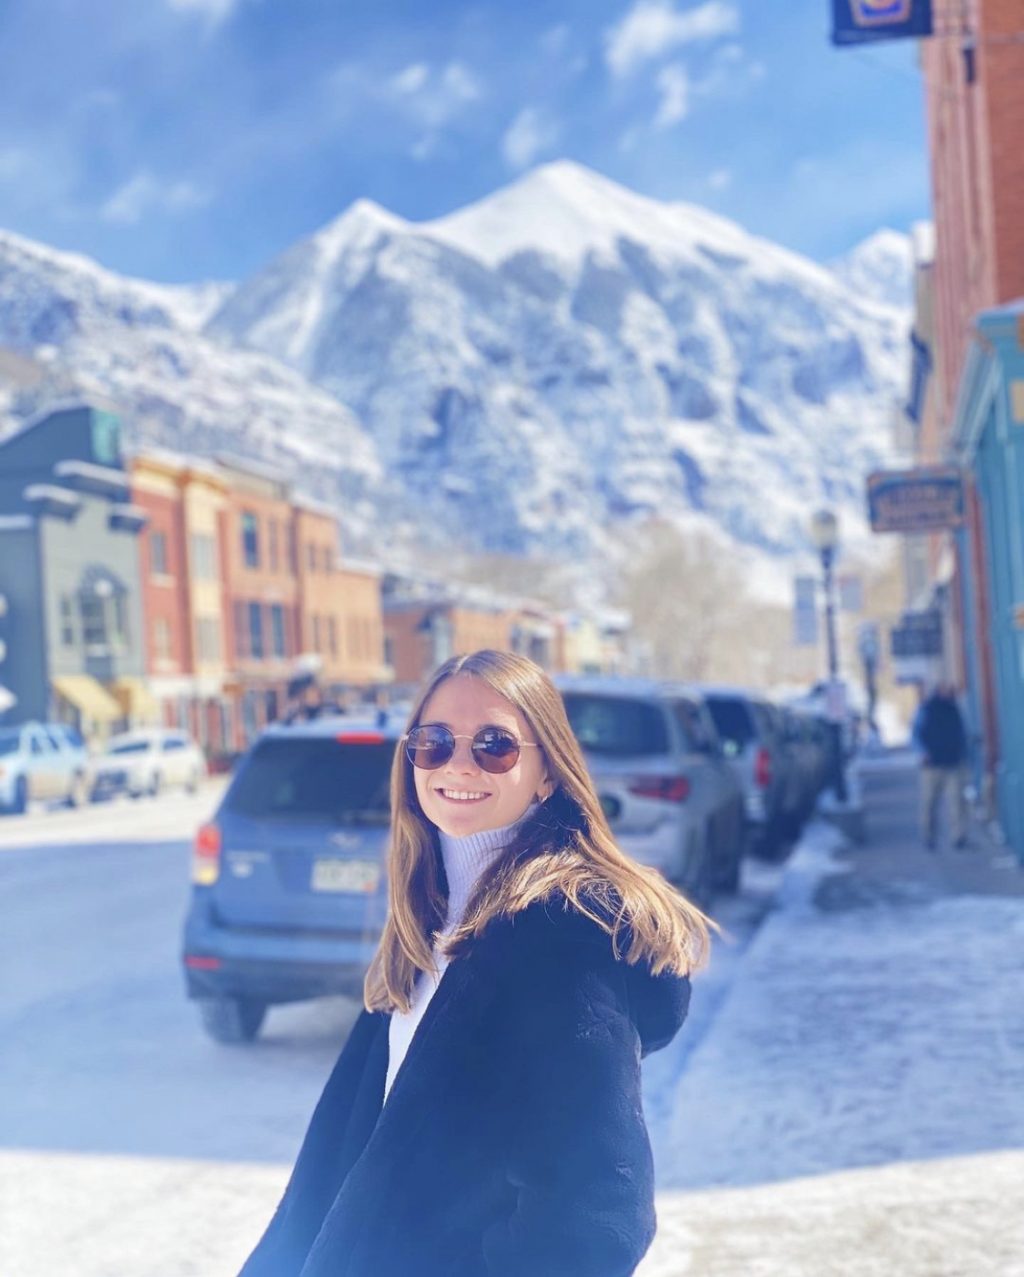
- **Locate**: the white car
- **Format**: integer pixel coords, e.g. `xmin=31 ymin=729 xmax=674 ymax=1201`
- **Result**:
xmin=89 ymin=729 xmax=206 ymax=801
xmin=0 ymin=722 xmax=90 ymax=814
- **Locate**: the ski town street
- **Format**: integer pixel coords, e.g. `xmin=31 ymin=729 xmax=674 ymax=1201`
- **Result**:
xmin=1 ymin=753 xmax=1022 ymax=1277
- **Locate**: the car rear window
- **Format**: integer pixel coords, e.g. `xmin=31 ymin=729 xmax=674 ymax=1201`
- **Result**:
xmin=561 ymin=694 xmax=670 ymax=758
xmin=704 ymin=696 xmax=756 ymax=749
xmin=225 ymin=737 xmax=394 ymax=825
xmin=0 ymin=731 xmax=20 ymax=757
xmin=109 ymin=740 xmax=151 ymax=755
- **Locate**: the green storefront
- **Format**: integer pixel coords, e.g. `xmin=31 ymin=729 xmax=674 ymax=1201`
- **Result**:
xmin=952 ymin=301 xmax=1024 ymax=865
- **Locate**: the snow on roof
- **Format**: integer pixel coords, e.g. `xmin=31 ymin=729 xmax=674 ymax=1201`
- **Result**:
xmin=23 ymin=484 xmax=81 ymax=508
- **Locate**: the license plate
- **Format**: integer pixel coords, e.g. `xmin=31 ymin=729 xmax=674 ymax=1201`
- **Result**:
xmin=311 ymin=858 xmax=380 ymax=894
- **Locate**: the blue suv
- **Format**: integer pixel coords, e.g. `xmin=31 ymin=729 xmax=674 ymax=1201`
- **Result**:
xmin=181 ymin=712 xmax=399 ymax=1043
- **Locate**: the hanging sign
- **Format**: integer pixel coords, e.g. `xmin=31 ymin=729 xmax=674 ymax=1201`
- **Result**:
xmin=793 ymin=576 xmax=819 ymax=647
xmin=866 ymin=466 xmax=964 ymax=533
xmin=831 ymin=0 xmax=933 ymax=45
xmin=890 ymin=611 xmax=943 ymax=659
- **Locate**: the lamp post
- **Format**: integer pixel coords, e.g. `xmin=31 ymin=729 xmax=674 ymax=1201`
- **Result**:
xmin=809 ymin=508 xmax=847 ymax=802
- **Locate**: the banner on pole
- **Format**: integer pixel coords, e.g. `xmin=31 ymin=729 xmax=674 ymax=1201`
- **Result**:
xmin=831 ymin=0 xmax=933 ymax=45
xmin=793 ymin=576 xmax=819 ymax=647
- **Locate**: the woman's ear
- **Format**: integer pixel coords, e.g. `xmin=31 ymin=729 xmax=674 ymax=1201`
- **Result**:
xmin=535 ymin=773 xmax=555 ymax=803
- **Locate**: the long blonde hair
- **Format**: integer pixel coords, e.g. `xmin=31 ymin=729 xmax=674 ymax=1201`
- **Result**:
xmin=364 ymin=650 xmax=714 ymax=1013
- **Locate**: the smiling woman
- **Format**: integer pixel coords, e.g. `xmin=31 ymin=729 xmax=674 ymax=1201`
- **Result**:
xmin=240 ymin=649 xmax=713 ymax=1277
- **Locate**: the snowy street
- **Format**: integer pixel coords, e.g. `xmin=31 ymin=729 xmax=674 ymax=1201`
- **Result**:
xmin=2 ymin=757 xmax=1023 ymax=1276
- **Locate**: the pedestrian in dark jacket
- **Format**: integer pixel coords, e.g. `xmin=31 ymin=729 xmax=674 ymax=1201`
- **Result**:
xmin=240 ymin=649 xmax=711 ymax=1277
xmin=917 ymin=682 xmax=969 ymax=850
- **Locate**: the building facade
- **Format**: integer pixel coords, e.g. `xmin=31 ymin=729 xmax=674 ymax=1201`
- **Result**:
xmin=131 ymin=450 xmax=233 ymax=751
xmin=916 ymin=3 xmax=1024 ymax=858
xmin=0 ymin=404 xmax=146 ymax=739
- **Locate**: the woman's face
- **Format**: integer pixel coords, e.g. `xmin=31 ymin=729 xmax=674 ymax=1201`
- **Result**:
xmin=412 ymin=674 xmax=553 ymax=838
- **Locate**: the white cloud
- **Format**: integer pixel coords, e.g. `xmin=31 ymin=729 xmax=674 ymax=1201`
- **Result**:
xmin=707 ymin=167 xmax=732 ymax=190
xmin=654 ymin=63 xmax=690 ymax=128
xmin=375 ymin=59 xmax=482 ymax=132
xmin=390 ymin=63 xmax=429 ymax=95
xmin=166 ymin=0 xmax=237 ymax=23
xmin=101 ymin=171 xmax=209 ymax=225
xmin=605 ymin=0 xmax=740 ymax=77
xmin=502 ymin=107 xmax=560 ymax=170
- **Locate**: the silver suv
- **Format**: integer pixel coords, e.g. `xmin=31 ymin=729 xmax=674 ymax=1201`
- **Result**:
xmin=701 ymin=688 xmax=795 ymax=859
xmin=557 ymin=677 xmax=746 ymax=906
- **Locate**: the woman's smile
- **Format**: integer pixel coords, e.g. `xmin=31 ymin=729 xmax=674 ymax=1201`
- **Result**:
xmin=436 ymin=787 xmax=493 ymax=804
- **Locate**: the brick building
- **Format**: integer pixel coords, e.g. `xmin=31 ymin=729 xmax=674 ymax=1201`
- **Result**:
xmin=915 ymin=2 xmax=1024 ymax=860
xmin=922 ymin=0 xmax=1024 ymax=432
xmin=131 ymin=450 xmax=233 ymax=750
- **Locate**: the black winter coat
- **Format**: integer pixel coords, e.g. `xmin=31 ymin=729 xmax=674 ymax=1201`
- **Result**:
xmin=239 ymin=896 xmax=691 ymax=1277
xmin=919 ymin=694 xmax=967 ymax=767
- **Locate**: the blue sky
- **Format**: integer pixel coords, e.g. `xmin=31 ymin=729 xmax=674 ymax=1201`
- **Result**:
xmin=0 ymin=0 xmax=931 ymax=284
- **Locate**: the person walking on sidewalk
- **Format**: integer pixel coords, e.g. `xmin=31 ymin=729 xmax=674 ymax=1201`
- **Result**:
xmin=917 ymin=682 xmax=969 ymax=850
xmin=239 ymin=649 xmax=711 ymax=1277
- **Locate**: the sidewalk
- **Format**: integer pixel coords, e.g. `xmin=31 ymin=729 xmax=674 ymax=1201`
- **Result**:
xmin=641 ymin=751 xmax=1024 ymax=1277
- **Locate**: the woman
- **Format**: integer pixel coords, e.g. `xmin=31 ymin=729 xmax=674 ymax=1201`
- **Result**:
xmin=241 ymin=650 xmax=712 ymax=1277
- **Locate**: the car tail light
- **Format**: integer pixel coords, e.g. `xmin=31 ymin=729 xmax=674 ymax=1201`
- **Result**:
xmin=628 ymin=776 xmax=690 ymax=802
xmin=336 ymin=732 xmax=386 ymax=744
xmin=184 ymin=954 xmax=222 ymax=971
xmin=755 ymin=747 xmax=772 ymax=789
xmin=192 ymin=822 xmax=221 ymax=885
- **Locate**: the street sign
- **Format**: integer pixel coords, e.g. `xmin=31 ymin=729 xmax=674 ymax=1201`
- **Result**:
xmin=866 ymin=466 xmax=964 ymax=534
xmin=891 ymin=611 xmax=943 ymax=659
xmin=793 ymin=576 xmax=819 ymax=647
xmin=831 ymin=0 xmax=933 ymax=45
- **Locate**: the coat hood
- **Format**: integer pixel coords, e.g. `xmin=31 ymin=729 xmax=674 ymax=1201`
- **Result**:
xmin=623 ymin=958 xmax=691 ymax=1057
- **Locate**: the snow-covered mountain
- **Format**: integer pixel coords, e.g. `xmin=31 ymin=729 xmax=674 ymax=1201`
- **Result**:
xmin=0 ymin=227 xmax=384 ymax=536
xmin=830 ymin=228 xmax=913 ymax=310
xmin=0 ymin=162 xmax=911 ymax=578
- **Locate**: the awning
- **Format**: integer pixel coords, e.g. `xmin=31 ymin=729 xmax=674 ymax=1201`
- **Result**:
xmin=110 ymin=676 xmax=161 ymax=724
xmin=52 ymin=674 xmax=122 ymax=723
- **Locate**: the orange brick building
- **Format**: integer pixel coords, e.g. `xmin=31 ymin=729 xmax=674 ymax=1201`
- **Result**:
xmin=922 ymin=0 xmax=1024 ymax=434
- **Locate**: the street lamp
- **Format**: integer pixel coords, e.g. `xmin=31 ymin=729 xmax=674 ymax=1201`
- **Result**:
xmin=809 ymin=508 xmax=847 ymax=801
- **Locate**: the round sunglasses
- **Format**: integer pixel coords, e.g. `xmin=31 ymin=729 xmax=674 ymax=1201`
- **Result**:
xmin=402 ymin=724 xmax=540 ymax=775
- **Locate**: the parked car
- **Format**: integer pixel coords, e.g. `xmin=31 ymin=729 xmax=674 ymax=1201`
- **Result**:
xmin=557 ymin=677 xmax=746 ymax=905
xmin=89 ymin=728 xmax=206 ymax=801
xmin=701 ymin=688 xmax=797 ymax=860
xmin=0 ymin=721 xmax=90 ymax=814
xmin=182 ymin=712 xmax=396 ymax=1043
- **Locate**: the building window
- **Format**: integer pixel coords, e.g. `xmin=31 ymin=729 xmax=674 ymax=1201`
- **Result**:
xmin=264 ymin=689 xmax=279 ymax=724
xmin=327 ymin=616 xmax=337 ymax=658
xmin=307 ymin=543 xmax=317 ymax=572
xmin=248 ymin=601 xmax=264 ymax=658
xmin=287 ymin=523 xmax=297 ymax=574
xmin=270 ymin=604 xmax=286 ymax=658
xmin=154 ymin=617 xmax=172 ymax=660
xmin=241 ymin=512 xmax=260 ymax=569
xmin=383 ymin=636 xmax=394 ymax=669
xmin=60 ymin=596 xmax=76 ymax=646
xmin=196 ymin=616 xmax=222 ymax=662
xmin=322 ymin=545 xmax=333 ymax=572
xmin=151 ymin=531 xmax=168 ymax=577
xmin=313 ymin=614 xmax=322 ymax=651
xmin=190 ymin=533 xmax=217 ymax=581
xmin=269 ymin=519 xmax=279 ymax=572
xmin=80 ymin=583 xmax=128 ymax=653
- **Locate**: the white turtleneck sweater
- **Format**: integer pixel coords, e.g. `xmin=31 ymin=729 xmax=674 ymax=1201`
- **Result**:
xmin=383 ymin=810 xmax=532 ymax=1101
